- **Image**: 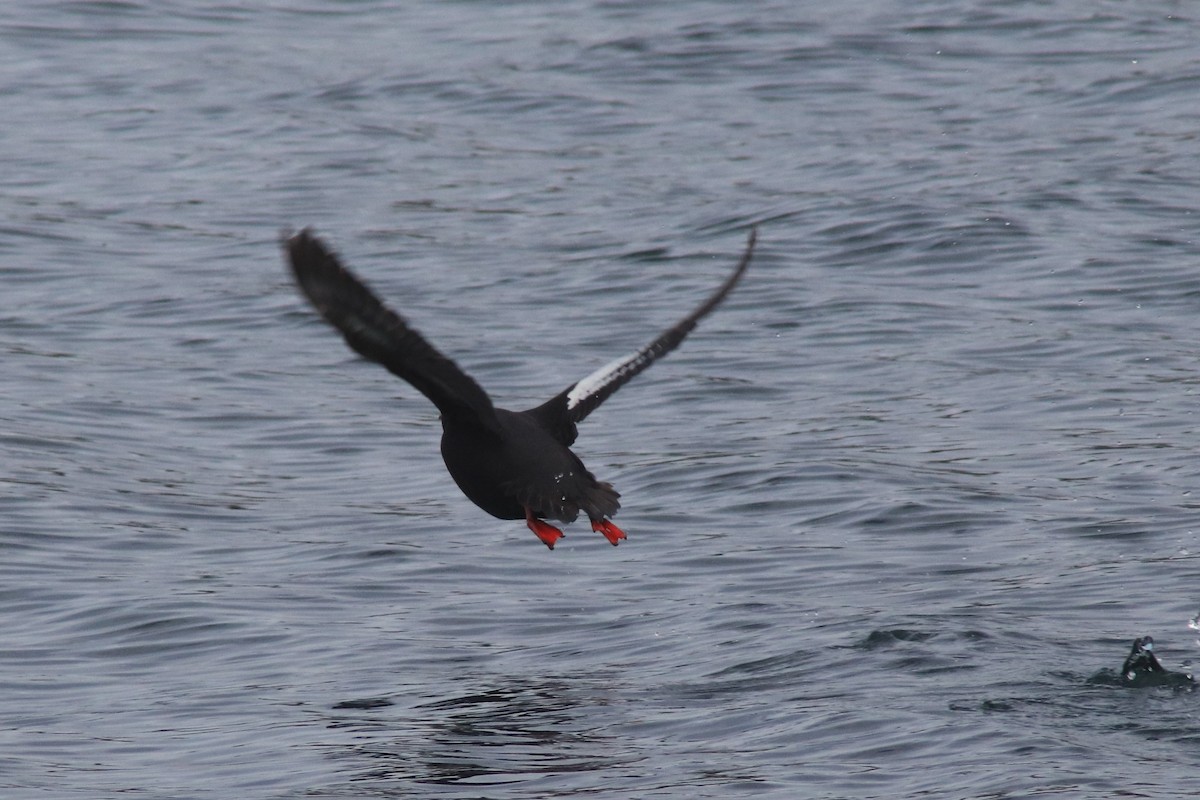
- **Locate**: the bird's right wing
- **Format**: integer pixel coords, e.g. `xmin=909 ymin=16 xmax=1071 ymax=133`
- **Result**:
xmin=285 ymin=229 xmax=501 ymax=434
xmin=528 ymin=227 xmax=756 ymax=446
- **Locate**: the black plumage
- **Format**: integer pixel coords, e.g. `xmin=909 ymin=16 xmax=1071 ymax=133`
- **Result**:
xmin=284 ymin=227 xmax=755 ymax=548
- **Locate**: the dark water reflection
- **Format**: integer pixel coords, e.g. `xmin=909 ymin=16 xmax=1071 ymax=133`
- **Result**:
xmin=365 ymin=682 xmax=617 ymax=787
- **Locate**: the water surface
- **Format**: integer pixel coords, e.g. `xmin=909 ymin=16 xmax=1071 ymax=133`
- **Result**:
xmin=3 ymin=1 xmax=1200 ymax=797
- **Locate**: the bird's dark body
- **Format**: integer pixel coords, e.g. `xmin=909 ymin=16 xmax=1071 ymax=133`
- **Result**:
xmin=284 ymin=226 xmax=755 ymax=549
xmin=439 ymin=408 xmax=617 ymax=523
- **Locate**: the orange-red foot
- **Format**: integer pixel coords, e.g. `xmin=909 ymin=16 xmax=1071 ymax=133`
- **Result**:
xmin=525 ymin=509 xmax=565 ymax=550
xmin=591 ymin=518 xmax=627 ymax=546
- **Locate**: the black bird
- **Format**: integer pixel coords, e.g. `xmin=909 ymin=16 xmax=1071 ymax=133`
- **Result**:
xmin=1119 ymin=635 xmax=1194 ymax=687
xmin=1122 ymin=636 xmax=1166 ymax=679
xmin=284 ymin=227 xmax=756 ymax=549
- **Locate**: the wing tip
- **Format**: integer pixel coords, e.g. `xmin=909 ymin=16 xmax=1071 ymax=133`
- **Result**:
xmin=282 ymin=226 xmax=324 ymax=260
xmin=736 ymin=225 xmax=757 ymax=276
xmin=284 ymin=228 xmax=347 ymax=297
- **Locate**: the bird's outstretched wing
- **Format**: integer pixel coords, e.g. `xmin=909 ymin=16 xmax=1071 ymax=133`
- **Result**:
xmin=285 ymin=229 xmax=501 ymax=434
xmin=528 ymin=227 xmax=756 ymax=446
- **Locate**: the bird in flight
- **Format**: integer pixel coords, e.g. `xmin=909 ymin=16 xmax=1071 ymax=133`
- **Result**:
xmin=284 ymin=227 xmax=756 ymax=549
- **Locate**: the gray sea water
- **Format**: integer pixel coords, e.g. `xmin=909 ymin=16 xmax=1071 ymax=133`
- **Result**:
xmin=4 ymin=1 xmax=1200 ymax=797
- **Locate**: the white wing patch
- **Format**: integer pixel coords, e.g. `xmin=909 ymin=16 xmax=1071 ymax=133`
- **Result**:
xmin=566 ymin=349 xmax=647 ymax=410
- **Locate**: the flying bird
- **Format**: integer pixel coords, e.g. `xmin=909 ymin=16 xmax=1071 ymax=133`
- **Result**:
xmin=284 ymin=227 xmax=756 ymax=549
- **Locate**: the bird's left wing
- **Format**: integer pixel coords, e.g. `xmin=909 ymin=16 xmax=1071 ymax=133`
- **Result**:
xmin=285 ymin=229 xmax=501 ymax=435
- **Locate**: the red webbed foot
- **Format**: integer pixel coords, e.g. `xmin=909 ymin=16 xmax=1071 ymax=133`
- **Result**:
xmin=525 ymin=508 xmax=565 ymax=550
xmin=591 ymin=518 xmax=627 ymax=546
